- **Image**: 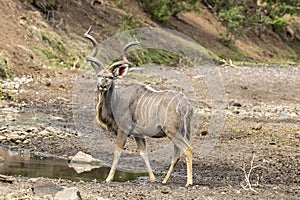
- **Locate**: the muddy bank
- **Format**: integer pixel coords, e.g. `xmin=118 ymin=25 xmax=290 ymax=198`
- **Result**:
xmin=0 ymin=65 xmax=299 ymax=199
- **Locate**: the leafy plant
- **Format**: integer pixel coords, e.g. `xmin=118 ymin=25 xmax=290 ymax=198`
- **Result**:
xmin=259 ymin=0 xmax=300 ymax=32
xmin=116 ymin=0 xmax=124 ymax=9
xmin=140 ymin=0 xmax=199 ymax=22
xmin=204 ymin=0 xmax=300 ymax=46
xmin=0 ymin=85 xmax=14 ymax=101
xmin=32 ymin=30 xmax=75 ymax=68
xmin=217 ymin=5 xmax=245 ymax=46
xmin=0 ymin=58 xmax=12 ymax=79
xmin=128 ymin=48 xmax=181 ymax=66
xmin=119 ymin=16 xmax=144 ymax=32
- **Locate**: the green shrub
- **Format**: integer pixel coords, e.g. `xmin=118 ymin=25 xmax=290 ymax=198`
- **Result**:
xmin=0 ymin=60 xmax=11 ymax=79
xmin=217 ymin=5 xmax=245 ymax=46
xmin=140 ymin=0 xmax=198 ymax=22
xmin=205 ymin=0 xmax=300 ymax=46
xmin=119 ymin=16 xmax=144 ymax=32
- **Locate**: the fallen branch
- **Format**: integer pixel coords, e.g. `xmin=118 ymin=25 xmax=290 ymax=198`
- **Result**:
xmin=0 ymin=174 xmax=14 ymax=183
xmin=239 ymin=154 xmax=261 ymax=193
xmin=220 ymin=59 xmax=238 ymax=68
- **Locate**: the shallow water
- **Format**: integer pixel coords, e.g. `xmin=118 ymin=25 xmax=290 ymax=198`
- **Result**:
xmin=0 ymin=148 xmax=148 ymax=182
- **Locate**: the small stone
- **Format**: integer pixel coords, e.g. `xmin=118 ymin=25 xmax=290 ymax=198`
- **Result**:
xmin=38 ymin=129 xmax=50 ymax=136
xmin=160 ymin=186 xmax=171 ymax=194
xmin=54 ymin=187 xmax=81 ymax=200
xmin=69 ymin=151 xmax=101 ymax=164
xmin=26 ymin=127 xmax=37 ymax=133
xmin=0 ymin=175 xmax=14 ymax=183
xmin=233 ymin=110 xmax=240 ymax=114
xmin=253 ymin=123 xmax=263 ymax=130
xmin=33 ymin=183 xmax=63 ymax=197
xmin=15 ymin=140 xmax=22 ymax=144
xmin=0 ymin=135 xmax=7 ymax=141
xmin=49 ymin=116 xmax=64 ymax=121
xmin=200 ymin=130 xmax=208 ymax=136
xmin=7 ymin=133 xmax=25 ymax=142
xmin=229 ymin=101 xmax=242 ymax=107
xmin=23 ymin=139 xmax=30 ymax=144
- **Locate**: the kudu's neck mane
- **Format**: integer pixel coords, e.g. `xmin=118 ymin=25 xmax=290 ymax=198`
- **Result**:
xmin=96 ymin=81 xmax=117 ymax=133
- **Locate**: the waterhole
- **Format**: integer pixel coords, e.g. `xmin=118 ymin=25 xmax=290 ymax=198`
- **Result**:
xmin=0 ymin=148 xmax=148 ymax=182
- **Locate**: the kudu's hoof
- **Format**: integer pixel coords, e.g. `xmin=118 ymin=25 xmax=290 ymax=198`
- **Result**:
xmin=185 ymin=182 xmax=193 ymax=187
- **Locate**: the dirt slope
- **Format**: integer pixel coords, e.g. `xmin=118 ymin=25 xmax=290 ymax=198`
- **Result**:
xmin=1 ymin=0 xmax=300 ymax=76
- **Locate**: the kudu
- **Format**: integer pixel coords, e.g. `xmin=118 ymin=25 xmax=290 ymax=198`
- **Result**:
xmin=84 ymin=26 xmax=193 ymax=186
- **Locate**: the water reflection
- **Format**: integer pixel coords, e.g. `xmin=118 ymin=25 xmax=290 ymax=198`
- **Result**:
xmin=0 ymin=148 xmax=147 ymax=182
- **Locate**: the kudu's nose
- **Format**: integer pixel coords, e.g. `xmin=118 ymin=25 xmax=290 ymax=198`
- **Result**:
xmin=97 ymin=78 xmax=109 ymax=91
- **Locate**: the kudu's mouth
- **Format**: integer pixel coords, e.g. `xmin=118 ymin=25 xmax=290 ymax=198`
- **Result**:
xmin=98 ymin=85 xmax=108 ymax=92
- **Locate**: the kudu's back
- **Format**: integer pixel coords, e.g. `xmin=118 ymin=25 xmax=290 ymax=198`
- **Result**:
xmin=112 ymin=84 xmax=193 ymax=139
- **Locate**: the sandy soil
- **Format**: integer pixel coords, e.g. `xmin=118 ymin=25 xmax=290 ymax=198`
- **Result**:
xmin=0 ymin=64 xmax=299 ymax=199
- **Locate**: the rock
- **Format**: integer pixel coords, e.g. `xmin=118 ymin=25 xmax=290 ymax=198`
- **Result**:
xmin=46 ymin=126 xmax=61 ymax=133
xmin=0 ymin=135 xmax=7 ymax=141
xmin=23 ymin=139 xmax=30 ymax=144
xmin=0 ymin=126 xmax=7 ymax=131
xmin=253 ymin=123 xmax=263 ymax=130
xmin=54 ymin=187 xmax=82 ymax=200
xmin=25 ymin=127 xmax=37 ymax=133
xmin=7 ymin=133 xmax=25 ymax=142
xmin=68 ymin=162 xmax=101 ymax=174
xmin=68 ymin=151 xmax=102 ymax=173
xmin=160 ymin=186 xmax=171 ymax=194
xmin=229 ymin=101 xmax=242 ymax=107
xmin=15 ymin=139 xmax=22 ymax=144
xmin=233 ymin=110 xmax=240 ymax=114
xmin=200 ymin=130 xmax=208 ymax=136
xmin=0 ymin=175 xmax=14 ymax=183
xmin=269 ymin=141 xmax=276 ymax=145
xmin=0 ymin=186 xmax=14 ymax=195
xmin=33 ymin=183 xmax=63 ymax=197
xmin=69 ymin=151 xmax=101 ymax=164
xmin=38 ymin=129 xmax=50 ymax=136
xmin=49 ymin=116 xmax=65 ymax=121
xmin=279 ymin=113 xmax=288 ymax=119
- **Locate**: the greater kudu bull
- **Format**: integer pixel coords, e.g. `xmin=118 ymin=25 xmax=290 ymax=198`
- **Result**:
xmin=84 ymin=26 xmax=193 ymax=186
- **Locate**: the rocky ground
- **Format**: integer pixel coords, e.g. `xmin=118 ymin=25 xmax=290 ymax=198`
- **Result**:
xmin=0 ymin=64 xmax=299 ymax=199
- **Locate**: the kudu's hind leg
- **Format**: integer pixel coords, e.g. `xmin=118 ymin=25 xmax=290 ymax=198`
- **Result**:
xmin=134 ymin=136 xmax=156 ymax=182
xmin=166 ymin=134 xmax=193 ymax=187
xmin=106 ymin=131 xmax=127 ymax=182
xmin=162 ymin=145 xmax=180 ymax=184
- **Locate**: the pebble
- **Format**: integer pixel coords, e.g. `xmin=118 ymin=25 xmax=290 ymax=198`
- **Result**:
xmin=160 ymin=186 xmax=171 ymax=194
xmin=0 ymin=135 xmax=7 ymax=140
xmin=23 ymin=139 xmax=30 ymax=144
xmin=7 ymin=133 xmax=25 ymax=142
xmin=54 ymin=187 xmax=81 ymax=200
xmin=0 ymin=126 xmax=7 ymax=131
xmin=253 ymin=123 xmax=263 ymax=130
xmin=229 ymin=101 xmax=242 ymax=107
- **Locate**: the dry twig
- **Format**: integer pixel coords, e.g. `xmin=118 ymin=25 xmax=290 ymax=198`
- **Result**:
xmin=220 ymin=59 xmax=238 ymax=68
xmin=240 ymin=154 xmax=261 ymax=193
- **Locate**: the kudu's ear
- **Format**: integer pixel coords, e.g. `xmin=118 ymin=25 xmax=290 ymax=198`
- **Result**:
xmin=112 ymin=64 xmax=129 ymax=78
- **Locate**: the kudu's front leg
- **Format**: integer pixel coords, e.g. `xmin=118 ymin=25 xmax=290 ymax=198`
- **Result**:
xmin=105 ymin=131 xmax=127 ymax=182
xmin=134 ymin=136 xmax=156 ymax=183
